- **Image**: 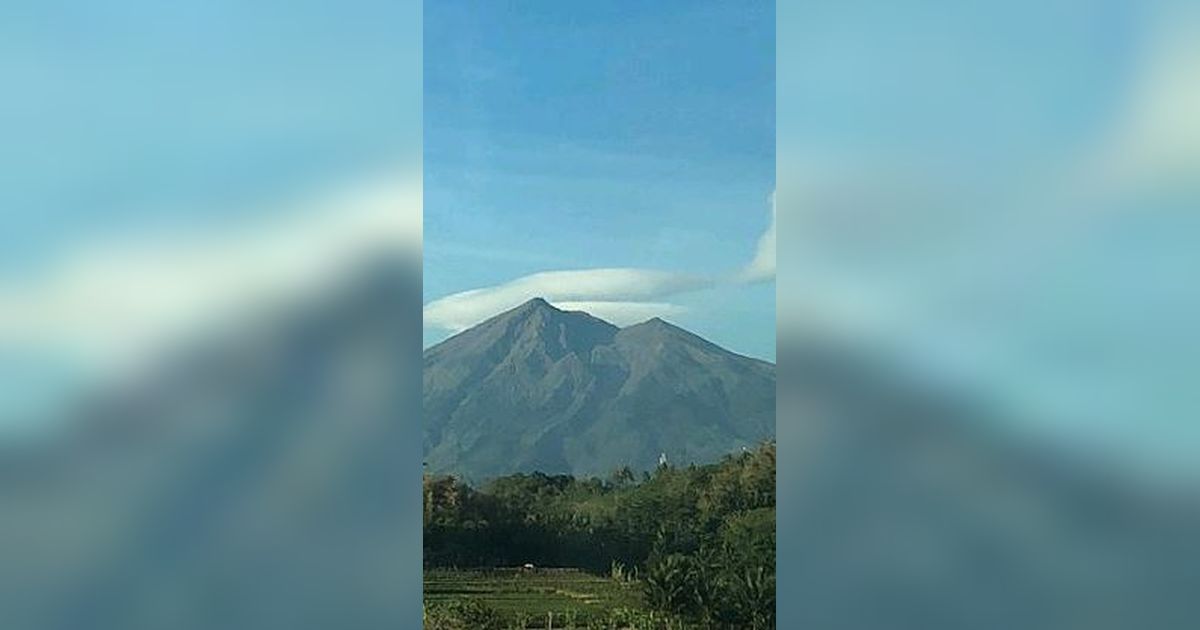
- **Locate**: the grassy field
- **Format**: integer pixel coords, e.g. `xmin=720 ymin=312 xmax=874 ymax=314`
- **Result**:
xmin=424 ymin=568 xmax=673 ymax=629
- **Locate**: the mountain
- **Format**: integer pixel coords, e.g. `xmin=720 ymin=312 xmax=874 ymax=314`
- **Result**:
xmin=423 ymin=298 xmax=775 ymax=480
xmin=776 ymin=340 xmax=1200 ymax=629
xmin=0 ymin=259 xmax=423 ymax=630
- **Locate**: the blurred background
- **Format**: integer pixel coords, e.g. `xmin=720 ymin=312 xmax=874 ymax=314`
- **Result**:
xmin=0 ymin=1 xmax=423 ymax=628
xmin=779 ymin=0 xmax=1199 ymax=628
xmin=2 ymin=0 xmax=1198 ymax=628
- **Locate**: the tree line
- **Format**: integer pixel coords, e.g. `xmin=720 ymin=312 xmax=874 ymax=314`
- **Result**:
xmin=424 ymin=441 xmax=776 ymax=628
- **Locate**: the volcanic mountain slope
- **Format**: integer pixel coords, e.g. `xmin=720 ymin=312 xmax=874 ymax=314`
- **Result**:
xmin=422 ymin=298 xmax=776 ymax=480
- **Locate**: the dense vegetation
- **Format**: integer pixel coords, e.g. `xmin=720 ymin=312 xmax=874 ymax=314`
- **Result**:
xmin=424 ymin=442 xmax=775 ymax=628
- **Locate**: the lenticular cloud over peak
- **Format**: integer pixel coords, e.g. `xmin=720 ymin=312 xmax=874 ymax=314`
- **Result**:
xmin=422 ymin=268 xmax=713 ymax=332
xmin=424 ymin=192 xmax=778 ymax=335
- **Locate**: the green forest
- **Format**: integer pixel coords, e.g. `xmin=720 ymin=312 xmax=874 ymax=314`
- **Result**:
xmin=424 ymin=442 xmax=776 ymax=629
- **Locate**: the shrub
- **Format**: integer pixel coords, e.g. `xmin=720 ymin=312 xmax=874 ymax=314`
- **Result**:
xmin=423 ymin=599 xmax=505 ymax=630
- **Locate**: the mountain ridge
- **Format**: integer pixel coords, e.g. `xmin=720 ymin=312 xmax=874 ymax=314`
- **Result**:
xmin=423 ymin=298 xmax=776 ymax=480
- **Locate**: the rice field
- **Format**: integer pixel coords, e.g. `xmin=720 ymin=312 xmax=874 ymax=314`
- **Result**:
xmin=423 ymin=568 xmax=671 ymax=629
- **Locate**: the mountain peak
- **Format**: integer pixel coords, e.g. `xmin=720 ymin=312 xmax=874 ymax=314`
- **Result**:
xmin=482 ymin=297 xmax=563 ymax=328
xmin=622 ymin=316 xmax=686 ymax=336
xmin=510 ymin=296 xmax=556 ymax=314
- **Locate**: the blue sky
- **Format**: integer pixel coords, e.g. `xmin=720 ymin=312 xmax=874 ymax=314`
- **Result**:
xmin=423 ymin=0 xmax=776 ymax=360
xmin=0 ymin=1 xmax=420 ymax=277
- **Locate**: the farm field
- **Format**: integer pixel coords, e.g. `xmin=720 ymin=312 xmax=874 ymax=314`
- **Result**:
xmin=423 ymin=568 xmax=675 ymax=629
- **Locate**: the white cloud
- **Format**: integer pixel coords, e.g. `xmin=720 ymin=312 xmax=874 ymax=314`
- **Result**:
xmin=1085 ymin=11 xmax=1200 ymax=194
xmin=424 ymin=189 xmax=779 ymax=334
xmin=423 ymin=268 xmax=712 ymax=332
xmin=0 ymin=171 xmax=422 ymax=372
xmin=739 ymin=191 xmax=776 ymax=283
